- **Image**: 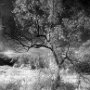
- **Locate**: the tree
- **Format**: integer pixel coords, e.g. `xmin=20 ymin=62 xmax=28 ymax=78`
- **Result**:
xmin=2 ymin=0 xmax=90 ymax=90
